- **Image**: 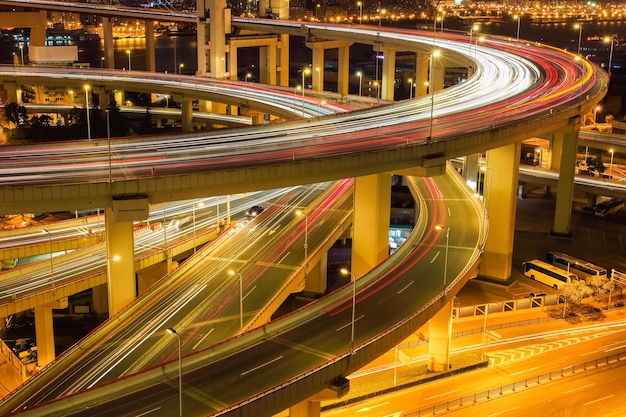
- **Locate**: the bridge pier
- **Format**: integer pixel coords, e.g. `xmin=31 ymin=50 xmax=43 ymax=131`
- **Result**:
xmin=101 ymin=17 xmax=115 ymax=70
xmin=352 ymin=173 xmax=391 ymax=277
xmin=428 ymin=299 xmax=453 ymax=371
xmin=415 ymin=51 xmax=430 ymax=96
xmin=479 ymin=142 xmax=521 ymax=282
xmin=550 ymin=118 xmax=580 ymax=237
xmin=303 ymin=253 xmax=328 ymax=295
xmin=305 ymin=40 xmax=353 ymax=95
xmin=34 ymin=297 xmax=68 ymax=368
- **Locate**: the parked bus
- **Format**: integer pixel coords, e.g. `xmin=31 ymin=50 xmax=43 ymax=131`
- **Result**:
xmin=593 ymin=198 xmax=624 ymax=218
xmin=522 ymin=259 xmax=578 ymax=290
xmin=545 ymin=251 xmax=608 ymax=282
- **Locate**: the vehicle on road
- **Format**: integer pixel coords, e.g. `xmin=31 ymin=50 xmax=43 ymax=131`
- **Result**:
xmin=523 ymin=259 xmax=578 ymax=290
xmin=245 ymin=205 xmax=264 ymax=217
xmin=545 ymin=251 xmax=607 ymax=282
xmin=593 ymin=198 xmax=624 ymax=218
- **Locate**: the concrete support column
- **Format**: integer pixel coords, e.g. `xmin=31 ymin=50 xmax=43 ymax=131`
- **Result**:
xmin=289 ymin=399 xmax=320 ymax=417
xmin=278 ymin=34 xmax=290 ymax=87
xmin=145 ymin=20 xmax=156 ymax=72
xmin=229 ymin=45 xmax=238 ymax=81
xmin=101 ymin=17 xmax=115 ymax=70
xmin=463 ymin=154 xmax=480 ymax=191
xmin=428 ymin=299 xmax=453 ymax=372
xmin=352 ymin=174 xmax=391 ymax=277
xmin=259 ymin=44 xmax=277 ymax=85
xmin=196 ymin=0 xmax=228 ymax=77
xmin=91 ymin=284 xmax=109 ymax=322
xmin=586 ymin=192 xmax=598 ymax=208
xmin=432 ymin=57 xmax=445 ymax=91
xmin=105 ymin=207 xmax=136 ymax=315
xmin=34 ymin=298 xmax=67 ymax=367
xmin=311 ymin=48 xmax=324 ymax=91
xmin=304 ymin=252 xmax=327 ymax=295
xmin=378 ymin=47 xmax=396 ymax=101
xmin=552 ymin=118 xmax=580 ymax=236
xmin=415 ymin=52 xmax=429 ymax=96
xmin=480 ymin=142 xmax=521 ymax=281
xmin=181 ymin=99 xmax=194 ymax=132
xmin=337 ymin=45 xmax=350 ymax=98
xmin=4 ymin=83 xmax=19 ymax=104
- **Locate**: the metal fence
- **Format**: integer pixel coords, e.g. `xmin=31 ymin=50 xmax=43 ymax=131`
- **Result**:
xmin=406 ymin=351 xmax=626 ymax=416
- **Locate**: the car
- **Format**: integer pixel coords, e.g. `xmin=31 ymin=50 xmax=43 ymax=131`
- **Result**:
xmin=246 ymin=205 xmax=265 ymax=217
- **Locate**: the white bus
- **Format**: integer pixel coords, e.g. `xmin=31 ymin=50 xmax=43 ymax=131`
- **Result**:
xmin=593 ymin=198 xmax=624 ymax=218
xmin=522 ymin=259 xmax=578 ymax=290
xmin=545 ymin=251 xmax=607 ymax=282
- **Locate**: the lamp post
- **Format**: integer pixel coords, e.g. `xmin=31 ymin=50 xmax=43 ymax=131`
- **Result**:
xmin=228 ymin=270 xmax=243 ymax=330
xmin=357 ymin=1 xmax=362 ymax=24
xmin=19 ymin=45 xmax=24 ymax=65
xmin=101 ymin=56 xmax=105 ymax=68
xmin=295 ymin=210 xmax=308 ymax=274
xmin=604 ymin=36 xmax=615 ymax=75
xmin=106 ymin=108 xmax=111 ymax=183
xmin=408 ymin=78 xmax=413 ymax=99
xmin=126 ymin=49 xmax=131 ymax=71
xmin=378 ymin=2 xmax=381 ymax=27
xmin=84 ymin=85 xmax=91 ymax=140
xmin=179 ymin=63 xmax=184 ymax=75
xmin=356 ymin=71 xmax=362 ymax=96
xmin=593 ymin=105 xmax=600 ymax=127
xmin=301 ymin=68 xmax=310 ymax=116
xmin=439 ymin=9 xmax=445 ymax=32
xmin=574 ymin=23 xmax=583 ymax=56
xmin=166 ymin=328 xmax=183 ymax=417
xmin=434 ymin=225 xmax=450 ymax=295
xmin=514 ymin=14 xmax=521 ymax=39
xmin=245 ymin=72 xmax=252 ymax=83
xmin=428 ymin=49 xmax=441 ymax=143
xmin=315 ymin=3 xmax=320 ymax=20
xmin=41 ymin=229 xmax=55 ymax=289
xmin=340 ymin=268 xmax=357 ymax=355
xmin=69 ymin=89 xmax=74 ymax=105
xmin=609 ymin=149 xmax=614 ymax=178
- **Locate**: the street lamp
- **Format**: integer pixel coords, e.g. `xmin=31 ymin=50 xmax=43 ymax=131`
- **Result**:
xmin=408 ymin=78 xmax=413 ymax=99
xmin=315 ymin=3 xmax=320 ymax=20
xmin=19 ymin=44 xmax=24 ymax=65
xmin=228 ymin=270 xmax=243 ymax=331
xmin=593 ymin=105 xmax=600 ymax=127
xmin=428 ymin=49 xmax=441 ymax=143
xmin=301 ymin=68 xmax=310 ymax=116
xmin=357 ymin=1 xmax=362 ymax=24
xmin=126 ymin=49 xmax=131 ymax=71
xmin=356 ymin=71 xmax=362 ymax=96
xmin=245 ymin=72 xmax=252 ymax=83
xmin=340 ymin=268 xmax=357 ymax=355
xmin=84 ymin=85 xmax=91 ymax=140
xmin=166 ymin=328 xmax=183 ymax=417
xmin=574 ymin=23 xmax=583 ymax=56
xmin=179 ymin=63 xmax=184 ymax=75
xmin=41 ymin=229 xmax=55 ymax=289
xmin=513 ymin=14 xmax=521 ymax=39
xmin=69 ymin=89 xmax=74 ymax=105
xmin=101 ymin=56 xmax=105 ymax=68
xmin=434 ymin=225 xmax=450 ymax=295
xmin=604 ymin=36 xmax=615 ymax=75
xmin=295 ymin=210 xmax=308 ymax=273
xmin=192 ymin=201 xmax=204 ymax=253
xmin=609 ymin=148 xmax=614 ymax=178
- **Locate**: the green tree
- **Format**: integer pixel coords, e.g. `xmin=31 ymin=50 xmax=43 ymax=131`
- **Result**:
xmin=586 ymin=152 xmax=606 ymax=175
xmin=4 ymin=102 xmax=27 ymax=128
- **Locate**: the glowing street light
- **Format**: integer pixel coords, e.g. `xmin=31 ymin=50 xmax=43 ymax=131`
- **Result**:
xmin=408 ymin=78 xmax=413 ymax=99
xmin=340 ymin=268 xmax=357 ymax=355
xmin=295 ymin=210 xmax=308 ymax=274
xmin=513 ymin=14 xmax=521 ymax=39
xmin=126 ymin=49 xmax=131 ymax=71
xmin=166 ymin=328 xmax=183 ymax=417
xmin=574 ymin=23 xmax=583 ymax=56
xmin=228 ymin=270 xmax=244 ymax=330
xmin=609 ymin=148 xmax=614 ymax=178
xmin=356 ymin=71 xmax=362 ymax=96
xmin=41 ymin=229 xmax=55 ymax=289
xmin=179 ymin=63 xmax=184 ymax=74
xmin=19 ymin=44 xmax=24 ymax=65
xmin=434 ymin=225 xmax=450 ymax=295
xmin=301 ymin=68 xmax=311 ymax=115
xmin=604 ymin=36 xmax=616 ymax=75
xmin=357 ymin=1 xmax=362 ymax=24
xmin=593 ymin=105 xmax=601 ymax=126
xmin=84 ymin=85 xmax=91 ymax=140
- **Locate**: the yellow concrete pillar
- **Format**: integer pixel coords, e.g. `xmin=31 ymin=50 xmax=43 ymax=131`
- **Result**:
xmin=91 ymin=284 xmax=109 ymax=321
xmin=352 ymin=174 xmax=391 ymax=277
xmin=101 ymin=17 xmax=115 ymax=70
xmin=415 ymin=51 xmax=429 ymax=96
xmin=379 ymin=47 xmax=396 ymax=101
xmin=289 ymin=399 xmax=320 ymax=417
xmin=552 ymin=119 xmax=580 ymax=236
xmin=260 ymin=44 xmax=277 ymax=85
xmin=311 ymin=48 xmax=324 ymax=91
xmin=181 ymin=99 xmax=194 ymax=132
xmin=337 ymin=45 xmax=350 ymax=98
xmin=137 ymin=262 xmax=170 ymax=294
xmin=229 ymin=44 xmax=238 ymax=81
xmin=480 ymin=142 xmax=521 ymax=281
xmin=145 ymin=20 xmax=156 ymax=72
xmin=304 ymin=252 xmax=327 ymax=295
xmin=105 ymin=207 xmax=136 ymax=316
xmin=428 ymin=299 xmax=453 ymax=372
xmin=278 ymin=34 xmax=290 ymax=87
xmin=34 ymin=298 xmax=67 ymax=368
xmin=463 ymin=153 xmax=480 ymax=192
xmin=4 ymin=83 xmax=19 ymax=103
